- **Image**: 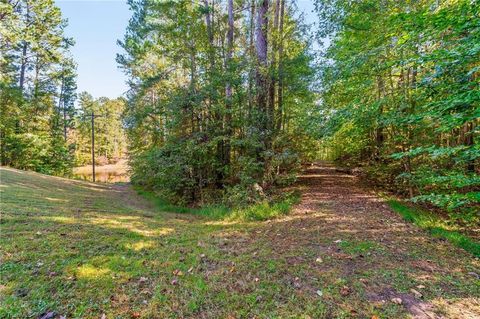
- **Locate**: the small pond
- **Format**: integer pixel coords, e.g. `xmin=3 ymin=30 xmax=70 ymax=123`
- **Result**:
xmin=73 ymin=160 xmax=130 ymax=183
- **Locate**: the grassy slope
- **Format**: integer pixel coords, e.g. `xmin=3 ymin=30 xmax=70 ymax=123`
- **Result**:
xmin=0 ymin=168 xmax=302 ymax=318
xmin=1 ymin=167 xmax=479 ymax=318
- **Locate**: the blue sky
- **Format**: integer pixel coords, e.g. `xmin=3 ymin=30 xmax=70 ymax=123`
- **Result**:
xmin=56 ymin=0 xmax=317 ymax=99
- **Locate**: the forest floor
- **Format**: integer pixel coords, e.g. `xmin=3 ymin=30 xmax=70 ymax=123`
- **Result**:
xmin=1 ymin=163 xmax=479 ymax=318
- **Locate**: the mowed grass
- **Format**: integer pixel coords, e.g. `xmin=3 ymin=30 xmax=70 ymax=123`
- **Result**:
xmin=0 ymin=168 xmax=307 ymax=318
xmin=2 ymin=168 xmax=479 ymax=319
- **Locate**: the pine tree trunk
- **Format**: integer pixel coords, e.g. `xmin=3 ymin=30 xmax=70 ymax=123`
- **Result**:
xmin=247 ymin=0 xmax=256 ymax=115
xmin=268 ymin=0 xmax=280 ymax=134
xmin=276 ymin=0 xmax=285 ymax=131
xmin=223 ymin=0 xmax=234 ymax=171
xmin=255 ymin=0 xmax=269 ymax=150
xmin=19 ymin=42 xmax=27 ymax=92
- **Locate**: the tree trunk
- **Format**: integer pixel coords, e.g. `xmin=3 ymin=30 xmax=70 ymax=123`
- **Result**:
xmin=375 ymin=75 xmax=385 ymax=160
xmin=465 ymin=121 xmax=475 ymax=173
xmin=247 ymin=0 xmax=256 ymax=115
xmin=58 ymin=75 xmax=67 ymax=141
xmin=268 ymin=0 xmax=280 ymax=133
xmin=223 ymin=0 xmax=234 ymax=170
xmin=276 ymin=0 xmax=285 ymax=131
xmin=255 ymin=0 xmax=269 ymax=140
xmin=19 ymin=41 xmax=27 ymax=92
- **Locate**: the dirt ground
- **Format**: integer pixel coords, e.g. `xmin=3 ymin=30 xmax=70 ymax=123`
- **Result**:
xmin=221 ymin=163 xmax=480 ymax=318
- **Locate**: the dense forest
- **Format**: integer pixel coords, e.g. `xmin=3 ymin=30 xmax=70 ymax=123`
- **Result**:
xmin=316 ymin=0 xmax=479 ymax=221
xmin=118 ymin=0 xmax=318 ymax=205
xmin=117 ymin=0 xmax=478 ymax=218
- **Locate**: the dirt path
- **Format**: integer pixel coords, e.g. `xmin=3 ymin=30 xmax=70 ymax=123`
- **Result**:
xmin=233 ymin=163 xmax=480 ymax=318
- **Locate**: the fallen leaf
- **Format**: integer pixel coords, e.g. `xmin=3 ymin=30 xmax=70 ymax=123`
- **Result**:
xmin=315 ymin=257 xmax=323 ymax=263
xmin=172 ymin=269 xmax=183 ymax=276
xmin=359 ymin=278 xmax=368 ymax=285
xmin=467 ymin=272 xmax=479 ymax=279
xmin=416 ymin=284 xmax=425 ymax=289
xmin=340 ymin=285 xmax=351 ymax=296
xmin=391 ymin=297 xmax=402 ymax=305
xmin=410 ymin=288 xmax=422 ymax=298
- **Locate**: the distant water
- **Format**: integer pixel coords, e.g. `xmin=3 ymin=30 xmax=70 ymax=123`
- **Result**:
xmin=73 ymin=160 xmax=130 ymax=183
xmin=73 ymin=170 xmax=129 ymax=183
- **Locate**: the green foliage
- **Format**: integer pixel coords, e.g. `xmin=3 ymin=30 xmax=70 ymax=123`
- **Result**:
xmin=0 ymin=0 xmax=77 ymax=175
xmin=73 ymin=93 xmax=127 ymax=165
xmin=119 ymin=0 xmax=317 ymax=205
xmin=316 ymin=0 xmax=480 ymax=217
xmin=137 ymin=184 xmax=300 ymax=221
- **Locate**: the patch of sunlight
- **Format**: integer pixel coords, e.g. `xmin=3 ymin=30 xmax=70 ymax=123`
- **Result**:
xmin=268 ymin=211 xmax=328 ymax=223
xmin=432 ymin=297 xmax=480 ymax=319
xmin=40 ymin=216 xmax=76 ymax=224
xmin=78 ymin=185 xmax=107 ymax=192
xmin=1 ymin=167 xmax=25 ymax=174
xmin=204 ymin=220 xmax=239 ymax=226
xmin=88 ymin=216 xmax=174 ymax=237
xmin=45 ymin=197 xmax=68 ymax=202
xmin=76 ymin=264 xmax=110 ymax=279
xmin=113 ymin=215 xmax=142 ymax=221
xmin=124 ymin=240 xmax=156 ymax=251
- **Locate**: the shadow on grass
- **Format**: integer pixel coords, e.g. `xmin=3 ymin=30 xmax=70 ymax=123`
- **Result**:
xmin=387 ymin=200 xmax=480 ymax=257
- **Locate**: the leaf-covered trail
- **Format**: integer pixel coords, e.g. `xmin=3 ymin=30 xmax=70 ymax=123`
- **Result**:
xmin=232 ymin=163 xmax=480 ymax=318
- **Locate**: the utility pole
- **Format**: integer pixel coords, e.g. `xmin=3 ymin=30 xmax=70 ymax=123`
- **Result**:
xmin=91 ymin=112 xmax=96 ymax=182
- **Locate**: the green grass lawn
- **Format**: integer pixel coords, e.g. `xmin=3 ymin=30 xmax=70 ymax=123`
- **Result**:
xmin=0 ymin=168 xmax=304 ymax=318
xmin=1 ymin=167 xmax=479 ymax=319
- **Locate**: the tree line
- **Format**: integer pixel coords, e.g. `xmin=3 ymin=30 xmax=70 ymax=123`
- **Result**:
xmin=0 ymin=0 xmax=127 ymax=173
xmin=316 ymin=0 xmax=479 ymax=219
